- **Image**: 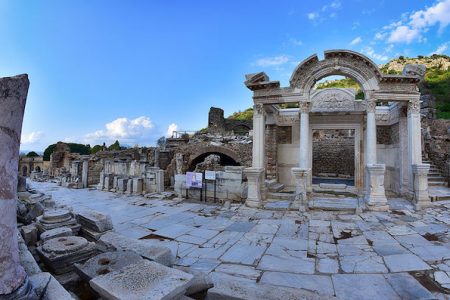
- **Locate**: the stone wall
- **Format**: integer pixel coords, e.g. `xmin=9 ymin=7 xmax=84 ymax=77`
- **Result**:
xmin=207 ymin=107 xmax=252 ymax=135
xmin=424 ymin=119 xmax=450 ymax=181
xmin=265 ymin=125 xmax=277 ymax=180
xmin=312 ymin=134 xmax=355 ymax=177
xmin=174 ymin=166 xmax=246 ymax=202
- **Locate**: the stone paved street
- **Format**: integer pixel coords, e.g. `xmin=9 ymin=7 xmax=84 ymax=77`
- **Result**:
xmin=30 ymin=181 xmax=450 ymax=299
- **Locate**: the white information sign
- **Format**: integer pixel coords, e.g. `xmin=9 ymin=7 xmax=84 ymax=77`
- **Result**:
xmin=186 ymin=172 xmax=203 ymax=188
xmin=205 ymin=170 xmax=216 ymax=181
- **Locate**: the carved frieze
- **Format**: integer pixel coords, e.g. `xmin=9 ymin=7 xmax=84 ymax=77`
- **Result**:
xmin=299 ymin=101 xmax=312 ymax=113
xmin=310 ymin=89 xmax=356 ymax=112
xmin=253 ymin=103 xmax=265 ymax=115
xmin=407 ymin=100 xmax=420 ymax=115
xmin=366 ymin=100 xmax=377 ymax=113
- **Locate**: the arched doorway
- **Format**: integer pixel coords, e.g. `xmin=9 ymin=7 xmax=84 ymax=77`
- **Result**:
xmin=35 ymin=166 xmax=41 ymax=172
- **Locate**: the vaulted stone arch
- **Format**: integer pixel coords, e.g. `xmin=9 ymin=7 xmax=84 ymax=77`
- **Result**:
xmin=290 ymin=50 xmax=382 ymax=97
xmin=188 ymin=145 xmax=241 ymax=171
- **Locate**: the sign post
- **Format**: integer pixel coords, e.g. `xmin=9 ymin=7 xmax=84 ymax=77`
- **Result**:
xmin=205 ymin=170 xmax=217 ymax=203
xmin=186 ymin=172 xmax=203 ymax=201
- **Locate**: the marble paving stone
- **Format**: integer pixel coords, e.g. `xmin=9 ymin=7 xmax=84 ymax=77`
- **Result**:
xmin=260 ymin=271 xmax=335 ymax=296
xmin=250 ymin=222 xmax=279 ymax=235
xmin=316 ymin=242 xmax=337 ymax=255
xmin=362 ymin=230 xmax=398 ymax=245
xmin=394 ymin=234 xmax=434 ymax=248
xmin=90 ymin=260 xmax=193 ymax=300
xmin=337 ymin=235 xmax=368 ymax=245
xmin=340 ymin=254 xmax=388 ymax=273
xmin=116 ymin=225 xmax=151 ymax=240
xmin=372 ymin=243 xmax=409 ymax=256
xmin=220 ymin=243 xmax=266 ymax=265
xmin=385 ymin=273 xmax=435 ymax=300
xmin=383 ymin=254 xmax=431 ymax=272
xmin=332 ymin=274 xmax=400 ymax=300
xmin=176 ymin=234 xmax=208 ymax=245
xmin=189 ymin=259 xmax=220 ymax=273
xmin=214 ymin=263 xmax=261 ymax=280
xmin=387 ymin=225 xmax=417 ymax=236
xmin=337 ymin=244 xmax=372 ymax=256
xmin=185 ymin=245 xmax=230 ymax=259
xmin=317 ymin=258 xmax=339 ymax=274
xmin=257 ymin=254 xmax=315 ymax=274
xmin=207 ymin=272 xmax=328 ymax=300
xmin=153 ymin=224 xmax=193 ymax=239
xmin=185 ymin=228 xmax=220 ymax=240
xmin=409 ymin=245 xmax=450 ymax=262
xmin=224 ymin=221 xmax=255 ymax=232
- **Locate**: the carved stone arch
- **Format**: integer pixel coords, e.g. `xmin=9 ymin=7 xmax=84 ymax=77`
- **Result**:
xmin=290 ymin=50 xmax=382 ymax=97
xmin=187 ymin=145 xmax=241 ymax=171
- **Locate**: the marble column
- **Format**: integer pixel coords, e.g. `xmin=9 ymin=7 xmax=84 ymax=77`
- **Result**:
xmin=244 ymin=103 xmax=265 ymax=208
xmin=407 ymin=99 xmax=423 ymax=192
xmin=292 ymin=102 xmax=311 ymax=200
xmin=252 ymin=103 xmax=265 ymax=168
xmin=364 ymin=100 xmax=388 ymax=211
xmin=0 ymin=74 xmax=30 ymax=296
xmin=412 ymin=164 xmax=431 ymax=209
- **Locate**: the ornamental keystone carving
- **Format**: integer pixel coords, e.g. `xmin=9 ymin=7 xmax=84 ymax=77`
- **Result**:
xmin=310 ymin=88 xmax=356 ymax=112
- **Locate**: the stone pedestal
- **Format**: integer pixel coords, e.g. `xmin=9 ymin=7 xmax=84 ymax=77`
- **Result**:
xmin=133 ymin=178 xmax=143 ymax=194
xmin=244 ymin=167 xmax=264 ymax=208
xmin=412 ymin=164 xmax=431 ymax=210
xmin=365 ymin=164 xmax=389 ymax=211
xmin=116 ymin=178 xmax=128 ymax=193
xmin=291 ymin=167 xmax=310 ymax=210
xmin=0 ymin=74 xmax=29 ymax=296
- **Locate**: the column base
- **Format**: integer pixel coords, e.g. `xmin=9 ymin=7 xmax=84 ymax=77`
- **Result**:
xmin=244 ymin=167 xmax=265 ymax=208
xmin=365 ymin=164 xmax=389 ymax=212
xmin=291 ymin=167 xmax=310 ymax=209
xmin=0 ymin=276 xmax=36 ymax=300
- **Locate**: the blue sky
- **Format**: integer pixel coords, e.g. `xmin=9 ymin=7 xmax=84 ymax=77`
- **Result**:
xmin=1 ymin=0 xmax=449 ymax=151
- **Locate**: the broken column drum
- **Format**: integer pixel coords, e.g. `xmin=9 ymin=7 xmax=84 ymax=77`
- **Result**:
xmin=0 ymin=74 xmax=30 ymax=296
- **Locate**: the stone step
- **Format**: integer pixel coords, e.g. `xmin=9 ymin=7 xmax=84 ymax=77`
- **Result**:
xmin=429 ymin=181 xmax=447 ymax=186
xmin=428 ymin=175 xmax=445 ymax=179
xmin=263 ymin=200 xmax=293 ymax=211
xmin=268 ymin=183 xmax=285 ymax=193
xmin=308 ymin=198 xmax=358 ymax=212
xmin=266 ymin=192 xmax=295 ymax=201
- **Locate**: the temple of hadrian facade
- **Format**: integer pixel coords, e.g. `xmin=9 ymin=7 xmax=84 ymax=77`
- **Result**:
xmin=244 ymin=49 xmax=430 ymax=211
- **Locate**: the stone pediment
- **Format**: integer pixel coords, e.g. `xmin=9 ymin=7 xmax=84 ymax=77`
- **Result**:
xmin=310 ymin=88 xmax=360 ymax=112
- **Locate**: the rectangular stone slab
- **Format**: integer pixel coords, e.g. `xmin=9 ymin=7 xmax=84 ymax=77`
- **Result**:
xmin=90 ymin=260 xmax=193 ymax=300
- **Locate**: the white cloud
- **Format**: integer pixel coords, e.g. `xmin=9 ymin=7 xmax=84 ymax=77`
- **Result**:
xmin=388 ymin=25 xmax=421 ymax=44
xmin=380 ymin=0 xmax=450 ymax=44
xmin=350 ymin=37 xmax=362 ymax=46
xmin=352 ymin=21 xmax=360 ymax=30
xmin=362 ymin=47 xmax=389 ymax=62
xmin=84 ymin=116 xmax=155 ymax=145
xmin=429 ymin=42 xmax=449 ymax=55
xmin=307 ymin=12 xmax=318 ymax=20
xmin=289 ymin=38 xmax=303 ymax=46
xmin=253 ymin=55 xmax=289 ymax=67
xmin=21 ymin=131 xmax=43 ymax=145
xmin=166 ymin=123 xmax=178 ymax=137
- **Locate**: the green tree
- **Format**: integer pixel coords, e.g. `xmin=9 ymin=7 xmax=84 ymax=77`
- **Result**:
xmin=43 ymin=144 xmax=57 ymax=161
xmin=26 ymin=151 xmax=39 ymax=157
xmin=156 ymin=136 xmax=166 ymax=149
xmin=91 ymin=144 xmax=103 ymax=154
xmin=108 ymin=140 xmax=121 ymax=151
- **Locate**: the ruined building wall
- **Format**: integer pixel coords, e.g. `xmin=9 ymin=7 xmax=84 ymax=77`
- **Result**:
xmin=88 ymin=159 xmax=104 ymax=186
xmin=265 ymin=125 xmax=278 ymax=180
xmin=312 ymin=135 xmax=355 ymax=177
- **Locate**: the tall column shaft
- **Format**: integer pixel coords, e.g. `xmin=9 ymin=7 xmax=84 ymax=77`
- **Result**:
xmin=252 ymin=103 xmax=265 ymax=168
xmin=366 ymin=100 xmax=377 ymax=165
xmin=407 ymin=99 xmax=423 ymax=192
xmin=299 ymin=109 xmax=310 ymax=168
xmin=0 ymin=74 xmax=29 ymax=295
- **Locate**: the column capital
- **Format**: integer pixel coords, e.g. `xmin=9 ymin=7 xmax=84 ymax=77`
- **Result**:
xmin=253 ymin=103 xmax=265 ymax=115
xmin=407 ymin=99 xmax=421 ymax=115
xmin=299 ymin=101 xmax=312 ymax=114
xmin=366 ymin=99 xmax=377 ymax=113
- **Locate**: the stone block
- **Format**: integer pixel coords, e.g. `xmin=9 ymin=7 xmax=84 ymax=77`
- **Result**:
xmin=99 ymin=232 xmax=175 ymax=266
xmin=29 ymin=272 xmax=73 ymax=300
xmin=76 ymin=210 xmax=113 ymax=232
xmin=133 ymin=178 xmax=143 ymax=194
xmin=40 ymin=227 xmax=73 ymax=242
xmin=90 ymin=260 xmax=193 ymax=300
xmin=74 ymin=251 xmax=143 ymax=282
xmin=20 ymin=224 xmax=37 ymax=246
xmin=36 ymin=209 xmax=80 ymax=234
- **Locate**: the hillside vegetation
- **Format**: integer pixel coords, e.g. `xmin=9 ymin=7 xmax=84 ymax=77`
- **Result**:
xmin=228 ymin=55 xmax=450 ymax=120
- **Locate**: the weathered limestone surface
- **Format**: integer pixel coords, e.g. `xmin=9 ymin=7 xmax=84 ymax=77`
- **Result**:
xmin=90 ymin=260 xmax=193 ymax=300
xmin=0 ymin=74 xmax=29 ymax=295
xmin=99 ymin=232 xmax=175 ymax=266
xmin=74 ymin=251 xmax=143 ymax=282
